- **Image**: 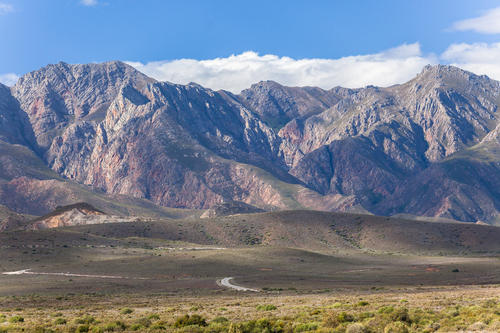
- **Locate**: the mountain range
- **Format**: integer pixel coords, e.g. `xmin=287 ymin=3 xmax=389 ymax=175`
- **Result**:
xmin=1 ymin=61 xmax=500 ymax=224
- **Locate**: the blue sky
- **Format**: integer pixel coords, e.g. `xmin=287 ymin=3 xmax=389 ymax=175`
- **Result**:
xmin=1 ymin=0 xmax=500 ymax=91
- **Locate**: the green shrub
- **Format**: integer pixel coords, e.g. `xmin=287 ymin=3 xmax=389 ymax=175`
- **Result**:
xmin=76 ymin=325 xmax=90 ymax=333
xmin=148 ymin=313 xmax=160 ymax=320
xmin=101 ymin=321 xmax=127 ymax=331
xmin=391 ymin=308 xmax=411 ymax=323
xmin=384 ymin=321 xmax=409 ymax=333
xmin=75 ymin=315 xmax=95 ymax=325
xmin=309 ymin=309 xmax=321 ymax=315
xmin=129 ymin=324 xmax=143 ymax=331
xmin=90 ymin=324 xmax=103 ymax=332
xmin=54 ymin=318 xmax=67 ymax=325
xmin=346 ymin=323 xmax=368 ymax=333
xmin=322 ymin=311 xmax=354 ymax=328
xmin=357 ymin=301 xmax=369 ymax=307
xmin=120 ymin=308 xmax=133 ymax=315
xmin=150 ymin=322 xmax=167 ymax=330
xmin=235 ymin=318 xmax=286 ymax=333
xmin=212 ymin=317 xmax=229 ymax=324
xmin=256 ymin=304 xmax=277 ymax=311
xmin=9 ymin=315 xmax=24 ymax=323
xmin=294 ymin=322 xmax=318 ymax=332
xmin=135 ymin=317 xmax=152 ymax=328
xmin=359 ymin=312 xmax=374 ymax=320
xmin=175 ymin=314 xmax=208 ymax=328
xmin=337 ymin=312 xmax=355 ymax=323
xmin=323 ymin=312 xmax=340 ymax=328
xmin=378 ymin=306 xmax=394 ymax=314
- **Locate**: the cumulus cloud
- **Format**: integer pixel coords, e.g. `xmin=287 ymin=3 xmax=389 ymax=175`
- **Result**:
xmin=0 ymin=73 xmax=19 ymax=86
xmin=127 ymin=43 xmax=435 ymax=93
xmin=0 ymin=2 xmax=13 ymax=15
xmin=80 ymin=0 xmax=98 ymax=6
xmin=451 ymin=7 xmax=500 ymax=34
xmin=441 ymin=42 xmax=500 ymax=80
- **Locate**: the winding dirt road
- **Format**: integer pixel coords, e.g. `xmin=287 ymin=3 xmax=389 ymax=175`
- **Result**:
xmin=2 ymin=269 xmax=147 ymax=279
xmin=218 ymin=277 xmax=259 ymax=292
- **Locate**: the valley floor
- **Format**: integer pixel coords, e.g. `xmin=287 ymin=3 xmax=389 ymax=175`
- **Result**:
xmin=1 ymin=214 xmax=500 ymax=331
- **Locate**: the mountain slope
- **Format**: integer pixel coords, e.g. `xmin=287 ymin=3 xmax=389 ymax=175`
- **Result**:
xmin=280 ymin=66 xmax=500 ymax=220
xmin=2 ymin=62 xmax=500 ymax=223
xmin=31 ymin=210 xmax=500 ymax=255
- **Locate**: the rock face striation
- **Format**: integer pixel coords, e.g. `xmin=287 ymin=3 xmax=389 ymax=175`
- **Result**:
xmin=1 ymin=61 xmax=500 ymax=223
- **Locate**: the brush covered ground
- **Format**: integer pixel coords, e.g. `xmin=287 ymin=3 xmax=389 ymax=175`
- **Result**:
xmin=1 ymin=285 xmax=500 ymax=332
xmin=0 ymin=210 xmax=499 ymax=332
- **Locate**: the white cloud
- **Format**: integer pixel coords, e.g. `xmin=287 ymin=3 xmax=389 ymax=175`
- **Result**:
xmin=0 ymin=2 xmax=13 ymax=15
xmin=80 ymin=0 xmax=98 ymax=6
xmin=0 ymin=73 xmax=19 ymax=86
xmin=451 ymin=7 xmax=500 ymax=34
xmin=441 ymin=42 xmax=500 ymax=80
xmin=127 ymin=43 xmax=436 ymax=93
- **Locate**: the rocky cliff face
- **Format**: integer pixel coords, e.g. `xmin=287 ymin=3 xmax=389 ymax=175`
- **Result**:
xmin=12 ymin=61 xmax=155 ymax=151
xmin=2 ymin=61 xmax=500 ymax=223
xmin=0 ymin=84 xmax=35 ymax=147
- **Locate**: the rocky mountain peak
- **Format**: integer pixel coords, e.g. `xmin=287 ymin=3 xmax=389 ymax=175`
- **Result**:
xmin=11 ymin=60 xmax=156 ymax=150
xmin=413 ymin=64 xmax=499 ymax=91
xmin=239 ymin=80 xmax=342 ymax=129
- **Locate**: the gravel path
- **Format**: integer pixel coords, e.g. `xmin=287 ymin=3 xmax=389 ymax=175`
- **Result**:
xmin=218 ymin=277 xmax=259 ymax=292
xmin=1 ymin=269 xmax=147 ymax=279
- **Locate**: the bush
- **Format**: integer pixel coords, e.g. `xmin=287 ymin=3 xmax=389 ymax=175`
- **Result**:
xmin=346 ymin=323 xmax=368 ymax=333
xmin=256 ymin=304 xmax=277 ymax=311
xmin=357 ymin=301 xmax=369 ymax=307
xmin=129 ymin=324 xmax=143 ymax=331
xmin=54 ymin=318 xmax=67 ymax=325
xmin=101 ymin=321 xmax=127 ymax=331
xmin=384 ymin=321 xmax=409 ymax=333
xmin=148 ymin=313 xmax=160 ymax=320
xmin=322 ymin=311 xmax=354 ymax=328
xmin=135 ymin=317 xmax=152 ymax=328
xmin=323 ymin=312 xmax=339 ymax=328
xmin=378 ymin=306 xmax=394 ymax=314
xmin=294 ymin=322 xmax=318 ymax=332
xmin=468 ymin=321 xmax=487 ymax=331
xmin=359 ymin=312 xmax=374 ymax=320
xmin=150 ymin=322 xmax=167 ymax=330
xmin=175 ymin=314 xmax=208 ymax=328
xmin=212 ymin=317 xmax=229 ymax=324
xmin=391 ymin=308 xmax=411 ymax=323
xmin=337 ymin=312 xmax=355 ymax=323
xmin=120 ymin=308 xmax=133 ymax=315
xmin=235 ymin=318 xmax=287 ymax=333
xmin=76 ymin=325 xmax=90 ymax=333
xmin=9 ymin=315 xmax=24 ymax=323
xmin=75 ymin=315 xmax=95 ymax=325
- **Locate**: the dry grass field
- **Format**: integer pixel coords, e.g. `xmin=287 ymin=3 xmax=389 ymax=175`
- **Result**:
xmin=0 ymin=285 xmax=499 ymax=332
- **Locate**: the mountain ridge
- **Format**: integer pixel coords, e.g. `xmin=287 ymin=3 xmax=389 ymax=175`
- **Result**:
xmin=1 ymin=61 xmax=500 ymax=224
